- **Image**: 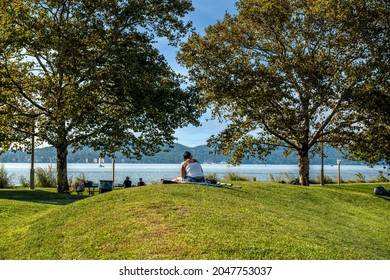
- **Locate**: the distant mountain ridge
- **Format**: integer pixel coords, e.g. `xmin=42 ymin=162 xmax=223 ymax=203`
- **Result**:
xmin=0 ymin=143 xmax=360 ymax=165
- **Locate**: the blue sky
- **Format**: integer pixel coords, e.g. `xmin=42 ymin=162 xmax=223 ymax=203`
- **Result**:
xmin=163 ymin=0 xmax=238 ymax=147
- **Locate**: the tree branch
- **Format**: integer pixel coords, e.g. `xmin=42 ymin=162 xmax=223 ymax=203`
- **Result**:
xmin=3 ymin=64 xmax=48 ymax=113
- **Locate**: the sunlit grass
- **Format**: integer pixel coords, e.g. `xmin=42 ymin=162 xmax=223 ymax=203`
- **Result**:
xmin=0 ymin=182 xmax=389 ymax=260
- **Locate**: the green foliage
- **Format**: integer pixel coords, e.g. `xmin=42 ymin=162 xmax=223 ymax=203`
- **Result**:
xmin=0 ymin=164 xmax=12 ymax=188
xmin=223 ymin=172 xmax=249 ymax=181
xmin=204 ymin=172 xmax=222 ymax=182
xmin=0 ymin=183 xmax=389 ymax=259
xmin=19 ymin=176 xmax=30 ymax=188
xmin=354 ymin=172 xmax=366 ymax=183
xmin=345 ymin=124 xmax=390 ymax=166
xmin=0 ymin=0 xmax=201 ymax=192
xmin=309 ymin=175 xmax=336 ymax=184
xmin=268 ymin=173 xmax=277 ymax=183
xmin=178 ymin=0 xmax=388 ymax=186
xmin=373 ymin=171 xmax=389 ymax=183
xmin=269 ymin=171 xmax=296 ymax=183
xmin=35 ymin=165 xmax=56 ymax=188
xmin=321 ymin=175 xmax=336 ymax=184
xmin=74 ymin=173 xmax=86 ymax=182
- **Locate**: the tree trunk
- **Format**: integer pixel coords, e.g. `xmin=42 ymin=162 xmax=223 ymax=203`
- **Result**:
xmin=56 ymin=145 xmax=69 ymax=193
xmin=298 ymin=145 xmax=310 ymax=186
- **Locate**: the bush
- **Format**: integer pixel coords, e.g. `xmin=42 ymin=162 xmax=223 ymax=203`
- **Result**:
xmin=269 ymin=171 xmax=296 ymax=183
xmin=224 ymin=172 xmax=249 ymax=181
xmin=0 ymin=164 xmax=12 ymax=188
xmin=322 ymin=175 xmax=336 ymax=184
xmin=35 ymin=165 xmax=57 ymax=188
xmin=352 ymin=172 xmax=366 ymax=183
xmin=310 ymin=175 xmax=336 ymax=184
xmin=205 ymin=172 xmax=222 ymax=182
xmin=20 ymin=176 xmax=30 ymax=188
xmin=375 ymin=171 xmax=389 ymax=183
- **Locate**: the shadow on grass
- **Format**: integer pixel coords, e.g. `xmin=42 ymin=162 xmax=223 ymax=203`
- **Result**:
xmin=220 ymin=185 xmax=243 ymax=191
xmin=377 ymin=195 xmax=390 ymax=202
xmin=0 ymin=189 xmax=87 ymax=205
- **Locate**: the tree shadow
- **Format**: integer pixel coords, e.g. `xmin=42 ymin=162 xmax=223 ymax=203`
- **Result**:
xmin=0 ymin=189 xmax=87 ymax=205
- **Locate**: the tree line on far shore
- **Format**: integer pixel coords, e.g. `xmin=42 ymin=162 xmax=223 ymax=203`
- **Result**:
xmin=0 ymin=143 xmax=361 ymax=166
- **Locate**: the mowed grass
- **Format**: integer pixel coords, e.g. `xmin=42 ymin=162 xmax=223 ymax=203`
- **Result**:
xmin=0 ymin=182 xmax=389 ymax=260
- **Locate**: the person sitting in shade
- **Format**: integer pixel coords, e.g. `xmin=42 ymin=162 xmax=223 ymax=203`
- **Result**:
xmin=123 ymin=176 xmax=132 ymax=188
xmin=137 ymin=178 xmax=146 ymax=186
xmin=176 ymin=151 xmax=205 ymax=183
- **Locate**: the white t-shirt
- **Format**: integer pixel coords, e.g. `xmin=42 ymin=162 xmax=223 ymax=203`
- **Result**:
xmin=185 ymin=162 xmax=204 ymax=178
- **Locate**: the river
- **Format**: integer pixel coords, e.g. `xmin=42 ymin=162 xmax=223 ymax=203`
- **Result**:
xmin=2 ymin=162 xmax=388 ymax=185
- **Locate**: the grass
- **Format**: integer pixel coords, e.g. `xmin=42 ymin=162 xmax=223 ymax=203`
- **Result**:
xmin=0 ymin=182 xmax=389 ymax=260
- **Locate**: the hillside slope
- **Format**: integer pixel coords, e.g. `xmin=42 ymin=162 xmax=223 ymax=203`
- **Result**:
xmin=2 ymin=183 xmax=389 ymax=260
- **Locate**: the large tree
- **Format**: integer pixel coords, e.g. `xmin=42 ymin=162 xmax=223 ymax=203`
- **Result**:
xmin=1 ymin=0 xmax=201 ymax=192
xmin=178 ymin=0 xmax=388 ymax=185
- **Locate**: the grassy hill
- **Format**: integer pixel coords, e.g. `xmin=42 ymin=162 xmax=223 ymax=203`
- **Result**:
xmin=1 ymin=182 xmax=389 ymax=260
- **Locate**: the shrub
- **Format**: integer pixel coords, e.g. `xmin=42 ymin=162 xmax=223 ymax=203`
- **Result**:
xmin=35 ymin=165 xmax=57 ymax=188
xmin=269 ymin=171 xmax=296 ymax=183
xmin=352 ymin=172 xmax=366 ymax=183
xmin=205 ymin=172 xmax=222 ymax=182
xmin=373 ymin=171 xmax=389 ymax=183
xmin=323 ymin=175 xmax=336 ymax=184
xmin=68 ymin=177 xmax=74 ymax=187
xmin=269 ymin=173 xmax=277 ymax=182
xmin=311 ymin=175 xmax=336 ymax=184
xmin=224 ymin=172 xmax=249 ymax=181
xmin=20 ymin=176 xmax=30 ymax=188
xmin=0 ymin=164 xmax=12 ymax=188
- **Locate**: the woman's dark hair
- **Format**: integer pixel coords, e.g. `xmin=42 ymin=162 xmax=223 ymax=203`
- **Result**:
xmin=183 ymin=151 xmax=192 ymax=160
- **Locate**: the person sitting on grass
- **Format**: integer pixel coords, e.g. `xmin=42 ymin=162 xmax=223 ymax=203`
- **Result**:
xmin=123 ymin=176 xmax=132 ymax=188
xmin=175 ymin=151 xmax=205 ymax=183
xmin=137 ymin=178 xmax=146 ymax=186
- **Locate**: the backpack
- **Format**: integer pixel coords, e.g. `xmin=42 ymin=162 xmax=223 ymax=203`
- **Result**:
xmin=374 ymin=186 xmax=390 ymax=196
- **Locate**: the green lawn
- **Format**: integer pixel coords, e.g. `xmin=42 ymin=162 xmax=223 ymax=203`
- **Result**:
xmin=0 ymin=182 xmax=389 ymax=260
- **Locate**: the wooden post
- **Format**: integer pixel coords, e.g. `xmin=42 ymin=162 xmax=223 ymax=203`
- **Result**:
xmin=30 ymin=119 xmax=35 ymax=190
xmin=320 ymin=140 xmax=324 ymax=186
xmin=337 ymin=159 xmax=341 ymax=185
xmin=112 ymin=157 xmax=115 ymax=185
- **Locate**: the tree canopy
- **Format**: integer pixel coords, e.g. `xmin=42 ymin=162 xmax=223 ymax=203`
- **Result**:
xmin=0 ymin=0 xmax=202 ymax=192
xmin=342 ymin=0 xmax=390 ymax=165
xmin=178 ymin=0 xmax=389 ymax=185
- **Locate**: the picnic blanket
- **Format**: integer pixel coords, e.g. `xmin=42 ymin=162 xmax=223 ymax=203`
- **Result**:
xmin=161 ymin=179 xmax=235 ymax=188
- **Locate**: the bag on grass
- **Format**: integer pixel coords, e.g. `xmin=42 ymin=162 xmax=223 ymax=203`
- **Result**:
xmin=374 ymin=186 xmax=390 ymax=196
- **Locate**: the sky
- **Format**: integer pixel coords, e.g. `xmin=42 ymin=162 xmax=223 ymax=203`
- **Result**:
xmin=164 ymin=0 xmax=238 ymax=147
